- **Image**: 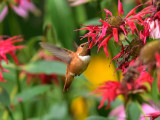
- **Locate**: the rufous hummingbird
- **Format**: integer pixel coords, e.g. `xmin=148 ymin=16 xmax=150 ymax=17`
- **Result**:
xmin=39 ymin=42 xmax=91 ymax=93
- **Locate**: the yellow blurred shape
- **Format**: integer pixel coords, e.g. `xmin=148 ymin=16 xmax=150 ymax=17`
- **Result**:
xmin=71 ymin=97 xmax=88 ymax=120
xmin=84 ymin=52 xmax=118 ymax=88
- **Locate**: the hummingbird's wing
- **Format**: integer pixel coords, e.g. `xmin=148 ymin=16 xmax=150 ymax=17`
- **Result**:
xmin=40 ymin=42 xmax=74 ymax=64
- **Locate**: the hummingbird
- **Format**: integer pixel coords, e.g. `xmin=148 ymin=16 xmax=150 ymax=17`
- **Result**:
xmin=39 ymin=42 xmax=91 ymax=92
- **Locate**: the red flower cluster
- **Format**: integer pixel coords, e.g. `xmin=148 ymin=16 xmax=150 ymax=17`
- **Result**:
xmin=93 ymin=81 xmax=121 ymax=109
xmin=94 ymin=50 xmax=160 ymax=109
xmin=78 ymin=0 xmax=152 ymax=58
xmin=0 ymin=35 xmax=23 ymax=82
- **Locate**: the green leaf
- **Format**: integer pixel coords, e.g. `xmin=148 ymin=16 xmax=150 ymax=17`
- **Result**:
xmin=0 ymin=87 xmax=14 ymax=120
xmin=22 ymin=60 xmax=66 ymax=75
xmin=74 ymin=5 xmax=87 ymax=25
xmin=42 ymin=102 xmax=68 ymax=120
xmin=151 ymin=75 xmax=159 ymax=102
xmin=0 ymin=86 xmax=10 ymax=107
xmin=126 ymin=102 xmax=141 ymax=120
xmin=14 ymin=85 xmax=51 ymax=104
xmin=44 ymin=0 xmax=75 ymax=49
xmin=86 ymin=116 xmax=114 ymax=120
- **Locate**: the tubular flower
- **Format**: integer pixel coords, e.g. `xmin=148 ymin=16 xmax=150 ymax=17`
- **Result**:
xmin=0 ymin=35 xmax=24 ymax=82
xmin=78 ymin=0 xmax=151 ymax=57
xmin=0 ymin=0 xmax=39 ymax=22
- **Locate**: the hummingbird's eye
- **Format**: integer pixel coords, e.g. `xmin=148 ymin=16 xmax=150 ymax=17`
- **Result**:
xmin=81 ymin=45 xmax=84 ymax=47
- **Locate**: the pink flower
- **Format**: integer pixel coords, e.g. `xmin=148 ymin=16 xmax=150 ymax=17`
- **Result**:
xmin=145 ymin=18 xmax=160 ymax=39
xmin=136 ymin=71 xmax=153 ymax=87
xmin=0 ymin=35 xmax=24 ymax=82
xmin=0 ymin=0 xmax=39 ymax=22
xmin=109 ymin=103 xmax=160 ymax=120
xmin=143 ymin=1 xmax=160 ymax=39
xmin=78 ymin=0 xmax=150 ymax=58
xmin=12 ymin=0 xmax=39 ymax=18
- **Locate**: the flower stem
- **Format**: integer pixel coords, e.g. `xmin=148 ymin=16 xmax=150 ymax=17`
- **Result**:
xmin=136 ymin=102 xmax=149 ymax=120
xmin=16 ymin=68 xmax=26 ymax=120
xmin=5 ymin=106 xmax=15 ymax=120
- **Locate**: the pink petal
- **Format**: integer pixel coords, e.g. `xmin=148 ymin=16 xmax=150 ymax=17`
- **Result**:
xmin=93 ymin=81 xmax=121 ymax=109
xmin=0 ymin=6 xmax=8 ymax=22
xmin=111 ymin=45 xmax=124 ymax=63
xmin=142 ymin=28 xmax=149 ymax=44
xmin=154 ymin=11 xmax=160 ymax=19
xmin=120 ymin=25 xmax=127 ymax=35
xmin=98 ymin=35 xmax=112 ymax=52
xmin=126 ymin=21 xmax=138 ymax=34
xmin=155 ymin=53 xmax=160 ymax=68
xmin=103 ymin=45 xmax=109 ymax=57
xmin=103 ymin=9 xmax=113 ymax=18
xmin=118 ymin=0 xmax=124 ymax=16
xmin=21 ymin=0 xmax=37 ymax=12
xmin=112 ymin=28 xmax=118 ymax=43
xmin=125 ymin=4 xmax=142 ymax=18
xmin=12 ymin=5 xmax=28 ymax=18
xmin=97 ymin=19 xmax=110 ymax=42
xmin=0 ymin=72 xmax=6 ymax=82
xmin=9 ymin=52 xmax=19 ymax=65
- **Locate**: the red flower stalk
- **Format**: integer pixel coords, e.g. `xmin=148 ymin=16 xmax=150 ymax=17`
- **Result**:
xmin=26 ymin=72 xmax=59 ymax=85
xmin=0 ymin=35 xmax=24 ymax=82
xmin=77 ymin=0 xmax=150 ymax=58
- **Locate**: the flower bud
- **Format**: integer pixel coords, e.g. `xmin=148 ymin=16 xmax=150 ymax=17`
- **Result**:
xmin=140 ymin=40 xmax=160 ymax=64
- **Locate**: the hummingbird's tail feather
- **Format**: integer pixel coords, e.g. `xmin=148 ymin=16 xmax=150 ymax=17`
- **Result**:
xmin=63 ymin=75 xmax=74 ymax=93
